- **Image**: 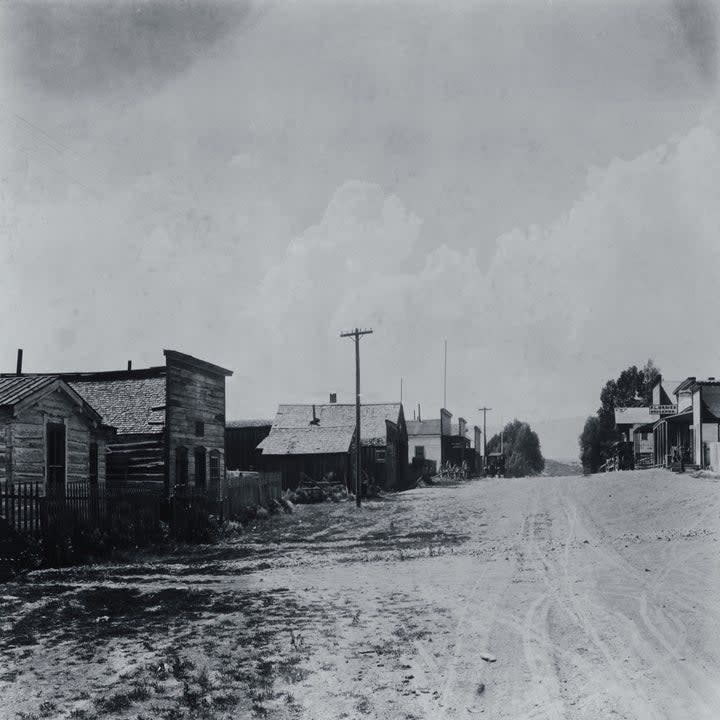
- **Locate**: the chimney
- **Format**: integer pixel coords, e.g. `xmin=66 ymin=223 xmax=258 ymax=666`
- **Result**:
xmin=329 ymin=393 xmax=337 ymax=404
xmin=16 ymin=348 xmax=23 ymax=376
xmin=127 ymin=360 xmax=132 ymax=371
xmin=417 ymin=403 xmax=421 ymax=422
xmin=310 ymin=404 xmax=320 ymax=425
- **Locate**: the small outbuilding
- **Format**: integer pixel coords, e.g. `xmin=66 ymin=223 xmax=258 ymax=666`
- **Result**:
xmin=0 ymin=375 xmax=114 ymax=490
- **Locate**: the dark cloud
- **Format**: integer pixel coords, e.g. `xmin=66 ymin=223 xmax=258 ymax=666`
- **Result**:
xmin=673 ymin=0 xmax=718 ymax=85
xmin=3 ymin=0 xmax=256 ymax=97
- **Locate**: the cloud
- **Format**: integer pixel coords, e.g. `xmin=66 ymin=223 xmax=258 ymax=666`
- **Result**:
xmin=243 ymin=113 xmax=720 ymax=442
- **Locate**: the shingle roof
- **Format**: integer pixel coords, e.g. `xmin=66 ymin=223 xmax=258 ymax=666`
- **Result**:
xmin=258 ymin=403 xmax=402 ymax=455
xmin=258 ymin=426 xmax=355 ymax=455
xmin=69 ymin=377 xmax=166 ymax=434
xmin=407 ymin=419 xmax=441 ymax=436
xmin=0 ymin=375 xmax=59 ymax=407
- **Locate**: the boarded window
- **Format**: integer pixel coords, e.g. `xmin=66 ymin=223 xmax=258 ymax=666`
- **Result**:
xmin=89 ymin=442 xmax=99 ymax=485
xmin=414 ymin=445 xmax=425 ymax=460
xmin=194 ymin=447 xmax=207 ymax=489
xmin=46 ymin=422 xmax=66 ymax=490
xmin=175 ymin=446 xmax=189 ymax=486
xmin=195 ymin=420 xmax=205 ymax=437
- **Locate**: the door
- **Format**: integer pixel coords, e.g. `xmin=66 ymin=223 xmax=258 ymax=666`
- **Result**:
xmin=46 ymin=422 xmax=66 ymax=494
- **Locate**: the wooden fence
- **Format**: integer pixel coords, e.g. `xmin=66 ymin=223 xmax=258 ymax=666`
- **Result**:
xmin=222 ymin=471 xmax=283 ymax=521
xmin=0 ymin=481 xmax=203 ymax=547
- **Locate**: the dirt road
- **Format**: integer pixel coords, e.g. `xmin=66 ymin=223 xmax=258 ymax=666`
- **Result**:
xmin=2 ymin=470 xmax=719 ymax=719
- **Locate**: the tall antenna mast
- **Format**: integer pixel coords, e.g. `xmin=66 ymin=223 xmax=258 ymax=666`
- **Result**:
xmin=443 ymin=339 xmax=447 ymax=409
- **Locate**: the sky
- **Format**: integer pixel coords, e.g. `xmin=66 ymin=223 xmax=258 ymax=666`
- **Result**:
xmin=1 ymin=0 xmax=719 ymax=459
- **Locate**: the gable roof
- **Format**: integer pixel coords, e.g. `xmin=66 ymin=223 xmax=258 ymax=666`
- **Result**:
xmin=0 ymin=375 xmax=104 ymax=425
xmin=258 ymin=426 xmax=355 ymax=455
xmin=258 ymin=403 xmax=402 ymax=456
xmin=69 ymin=377 xmax=166 ymax=434
xmin=0 ymin=375 xmax=59 ymax=407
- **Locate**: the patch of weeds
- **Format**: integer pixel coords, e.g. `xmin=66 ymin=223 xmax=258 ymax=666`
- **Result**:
xmin=289 ymin=629 xmax=304 ymax=649
xmin=356 ymin=697 xmax=372 ymax=715
xmin=16 ymin=713 xmax=40 ymax=720
xmin=69 ymin=710 xmax=96 ymax=720
xmin=211 ymin=692 xmax=239 ymax=710
xmin=351 ymin=610 xmax=361 ymax=626
xmin=38 ymin=702 xmax=57 ymax=718
xmin=95 ymin=691 xmax=133 ymax=714
xmin=129 ymin=682 xmax=151 ymax=702
xmin=277 ymin=660 xmax=310 ymax=684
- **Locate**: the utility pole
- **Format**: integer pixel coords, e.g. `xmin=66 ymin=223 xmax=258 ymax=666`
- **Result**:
xmin=340 ymin=328 xmax=373 ymax=507
xmin=478 ymin=407 xmax=492 ymax=472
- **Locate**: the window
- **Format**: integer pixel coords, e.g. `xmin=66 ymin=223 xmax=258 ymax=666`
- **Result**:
xmin=641 ymin=432 xmax=648 ymax=441
xmin=46 ymin=422 xmax=66 ymax=490
xmin=376 ymin=448 xmax=386 ymax=462
xmin=194 ymin=447 xmax=207 ymax=489
xmin=209 ymin=450 xmax=221 ymax=488
xmin=414 ymin=445 xmax=425 ymax=460
xmin=195 ymin=420 xmax=205 ymax=437
xmin=89 ymin=442 xmax=99 ymax=485
xmin=175 ymin=446 xmax=189 ymax=486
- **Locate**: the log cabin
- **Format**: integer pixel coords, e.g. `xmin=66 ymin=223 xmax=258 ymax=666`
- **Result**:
xmin=0 ymin=375 xmax=114 ymax=490
xmin=2 ymin=350 xmax=233 ymax=498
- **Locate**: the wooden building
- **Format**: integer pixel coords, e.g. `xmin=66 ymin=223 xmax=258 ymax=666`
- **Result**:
xmin=0 ymin=375 xmax=114 ymax=490
xmin=614 ymin=406 xmax=654 ymax=467
xmin=652 ymin=376 xmax=720 ymax=469
xmin=225 ymin=420 xmax=272 ymax=471
xmin=258 ymin=402 xmax=408 ymax=491
xmin=64 ymin=350 xmax=233 ymax=498
xmin=3 ymin=350 xmax=233 ymax=498
xmin=406 ymin=408 xmax=453 ymax=467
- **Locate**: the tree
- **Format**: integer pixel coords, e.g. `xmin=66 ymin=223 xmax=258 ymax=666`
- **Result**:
xmin=487 ymin=419 xmax=545 ymax=477
xmin=580 ymin=358 xmax=660 ymax=473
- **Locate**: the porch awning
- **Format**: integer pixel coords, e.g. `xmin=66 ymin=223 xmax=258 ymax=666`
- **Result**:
xmin=662 ymin=409 xmax=693 ymax=425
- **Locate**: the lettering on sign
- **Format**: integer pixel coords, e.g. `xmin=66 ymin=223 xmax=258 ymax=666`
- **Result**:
xmin=650 ymin=404 xmax=678 ymax=416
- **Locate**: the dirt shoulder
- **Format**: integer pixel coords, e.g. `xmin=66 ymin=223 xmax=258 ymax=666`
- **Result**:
xmin=1 ymin=471 xmax=718 ymax=720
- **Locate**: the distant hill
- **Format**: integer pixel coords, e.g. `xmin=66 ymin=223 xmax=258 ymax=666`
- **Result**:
xmin=542 ymin=458 xmax=584 ymax=477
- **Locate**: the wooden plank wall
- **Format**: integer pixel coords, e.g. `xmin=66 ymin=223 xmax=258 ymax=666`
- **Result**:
xmin=2 ymin=389 xmax=107 ymax=486
xmin=106 ymin=434 xmax=164 ymax=486
xmin=166 ymin=360 xmax=226 ymax=496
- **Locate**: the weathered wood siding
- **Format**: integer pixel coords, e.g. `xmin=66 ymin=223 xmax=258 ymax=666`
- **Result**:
xmin=261 ymin=452 xmax=350 ymax=491
xmin=1 ymin=389 xmax=106 ymax=487
xmin=0 ymin=412 xmax=11 ymax=484
xmin=166 ymin=359 xmax=226 ymax=497
xmin=106 ymin=433 xmax=164 ymax=487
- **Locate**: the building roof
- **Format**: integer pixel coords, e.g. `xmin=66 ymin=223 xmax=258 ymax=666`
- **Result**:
xmin=226 ymin=419 xmax=273 ymax=429
xmin=0 ymin=375 xmax=59 ymax=407
xmin=258 ymin=402 xmax=402 ymax=456
xmin=69 ymin=377 xmax=166 ymax=434
xmin=0 ymin=375 xmax=105 ymax=425
xmin=407 ymin=419 xmax=441 ymax=436
xmin=258 ymin=426 xmax=355 ymax=455
xmin=614 ymin=407 xmax=654 ymax=425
